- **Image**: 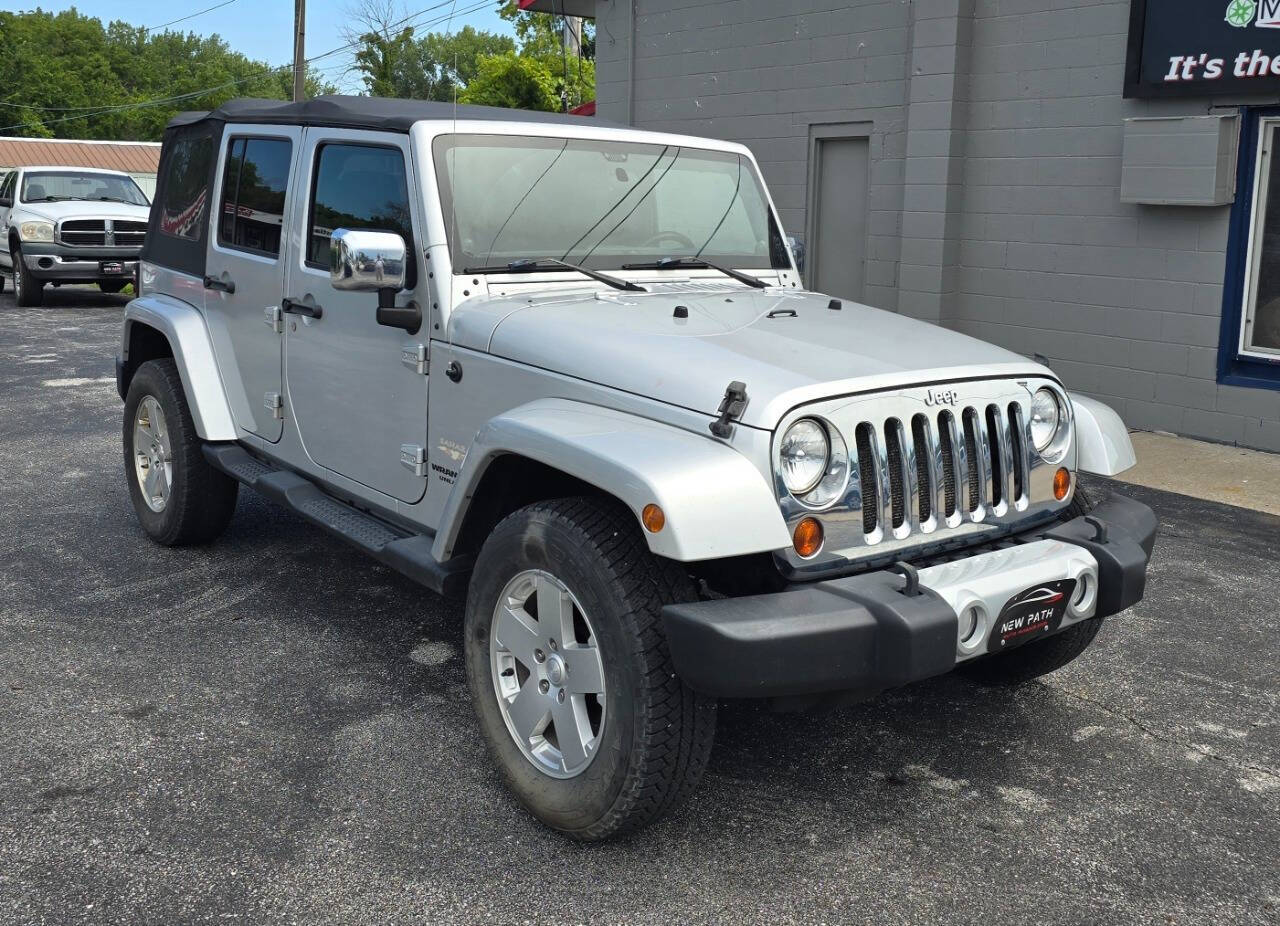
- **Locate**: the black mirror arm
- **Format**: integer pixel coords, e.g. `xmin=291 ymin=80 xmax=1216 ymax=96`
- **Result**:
xmin=375 ymin=287 xmax=422 ymax=335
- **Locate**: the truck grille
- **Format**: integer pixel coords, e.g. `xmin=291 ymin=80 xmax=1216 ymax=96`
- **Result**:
xmin=57 ymin=219 xmax=146 ymax=248
xmin=774 ymin=377 xmax=1072 ymax=570
xmin=60 ymin=220 xmax=106 ymax=246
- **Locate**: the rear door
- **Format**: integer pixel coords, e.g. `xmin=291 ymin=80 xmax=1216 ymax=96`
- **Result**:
xmin=203 ymin=126 xmax=301 ymax=442
xmin=283 ymin=129 xmax=429 ymax=504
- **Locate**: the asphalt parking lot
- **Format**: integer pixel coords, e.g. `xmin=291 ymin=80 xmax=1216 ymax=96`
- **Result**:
xmin=1 ymin=287 xmax=1277 ymax=925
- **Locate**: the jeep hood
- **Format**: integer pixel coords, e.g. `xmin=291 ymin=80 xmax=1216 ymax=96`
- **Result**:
xmin=451 ymin=286 xmax=1046 ymax=429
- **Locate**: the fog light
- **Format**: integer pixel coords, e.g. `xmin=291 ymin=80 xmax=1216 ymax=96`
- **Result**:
xmin=792 ymin=517 xmax=823 ymax=558
xmin=641 ymin=504 xmax=665 ymax=533
xmin=1053 ymin=467 xmax=1071 ymax=500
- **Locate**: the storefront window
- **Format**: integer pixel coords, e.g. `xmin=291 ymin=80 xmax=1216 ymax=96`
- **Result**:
xmin=1242 ymin=119 xmax=1280 ymax=356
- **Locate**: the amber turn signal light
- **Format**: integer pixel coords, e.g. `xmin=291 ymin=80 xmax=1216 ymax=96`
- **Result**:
xmin=642 ymin=504 xmax=665 ymax=533
xmin=1053 ymin=467 xmax=1071 ymax=501
xmin=793 ymin=517 xmax=824 ymax=558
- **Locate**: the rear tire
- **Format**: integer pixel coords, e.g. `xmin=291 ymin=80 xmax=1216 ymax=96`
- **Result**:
xmin=123 ymin=358 xmax=238 ymax=545
xmin=959 ymin=484 xmax=1103 ymax=686
xmin=12 ymin=244 xmax=43 ymax=307
xmin=464 ymin=497 xmax=716 ymax=840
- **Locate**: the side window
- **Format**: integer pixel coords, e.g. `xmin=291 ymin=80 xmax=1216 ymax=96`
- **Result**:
xmin=306 ymin=143 xmax=412 ymax=273
xmin=0 ymin=172 xmax=14 ymax=204
xmin=218 ymin=136 xmax=292 ymax=257
xmin=159 ymin=135 xmax=214 ymax=241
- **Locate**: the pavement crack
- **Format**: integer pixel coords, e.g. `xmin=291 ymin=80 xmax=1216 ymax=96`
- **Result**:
xmin=1056 ymin=685 xmax=1280 ymax=781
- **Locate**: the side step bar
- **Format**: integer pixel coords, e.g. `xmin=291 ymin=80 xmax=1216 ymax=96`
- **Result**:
xmin=203 ymin=443 xmax=473 ymax=597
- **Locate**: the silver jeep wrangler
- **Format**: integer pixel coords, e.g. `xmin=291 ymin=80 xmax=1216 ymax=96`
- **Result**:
xmin=116 ymin=97 xmax=1157 ymax=840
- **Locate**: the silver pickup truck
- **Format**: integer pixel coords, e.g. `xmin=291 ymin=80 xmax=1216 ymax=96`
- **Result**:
xmin=116 ymin=97 xmax=1157 ymax=840
xmin=0 ymin=166 xmax=150 ymax=305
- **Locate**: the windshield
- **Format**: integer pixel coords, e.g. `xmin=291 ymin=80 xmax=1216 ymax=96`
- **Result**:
xmin=433 ymin=134 xmax=789 ymax=271
xmin=21 ymin=171 xmax=150 ymax=206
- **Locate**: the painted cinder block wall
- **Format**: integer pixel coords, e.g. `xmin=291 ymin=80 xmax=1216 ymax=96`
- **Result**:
xmin=592 ymin=0 xmax=1280 ymax=452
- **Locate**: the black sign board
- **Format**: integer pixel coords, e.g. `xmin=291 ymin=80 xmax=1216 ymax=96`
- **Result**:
xmin=1126 ymin=0 xmax=1280 ymax=97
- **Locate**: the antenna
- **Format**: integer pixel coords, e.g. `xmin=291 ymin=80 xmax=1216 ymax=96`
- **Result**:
xmin=446 ymin=0 xmax=459 ymax=280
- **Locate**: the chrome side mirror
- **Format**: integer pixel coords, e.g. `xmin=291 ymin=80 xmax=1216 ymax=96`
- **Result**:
xmin=330 ymin=227 xmax=408 ymax=292
xmin=329 ymin=227 xmax=421 ymax=334
xmin=785 ymin=235 xmax=805 ymax=274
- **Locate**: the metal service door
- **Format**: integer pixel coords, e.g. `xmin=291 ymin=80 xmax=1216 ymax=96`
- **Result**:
xmin=808 ymin=135 xmax=870 ymax=302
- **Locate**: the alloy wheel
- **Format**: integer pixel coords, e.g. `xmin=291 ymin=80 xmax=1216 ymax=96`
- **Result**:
xmin=132 ymin=395 xmax=173 ymax=513
xmin=489 ymin=569 xmax=607 ymax=778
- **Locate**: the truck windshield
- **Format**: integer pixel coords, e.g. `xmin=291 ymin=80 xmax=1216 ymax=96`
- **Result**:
xmin=21 ymin=171 xmax=150 ymax=206
xmin=433 ymin=134 xmax=789 ymax=272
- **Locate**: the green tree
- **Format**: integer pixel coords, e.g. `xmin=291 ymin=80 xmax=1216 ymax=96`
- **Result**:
xmin=459 ymin=53 xmax=558 ymax=111
xmin=496 ymin=0 xmax=594 ymax=110
xmin=0 ymin=8 xmax=335 ymax=141
xmin=409 ymin=26 xmax=517 ymax=102
xmin=352 ymin=24 xmax=417 ymax=97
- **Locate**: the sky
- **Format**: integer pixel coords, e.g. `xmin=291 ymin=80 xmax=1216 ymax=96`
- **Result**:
xmin=28 ymin=0 xmax=516 ymax=92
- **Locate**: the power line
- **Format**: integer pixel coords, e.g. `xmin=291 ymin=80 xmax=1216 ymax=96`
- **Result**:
xmin=0 ymin=0 xmax=494 ymax=133
xmin=144 ymin=0 xmax=241 ymax=34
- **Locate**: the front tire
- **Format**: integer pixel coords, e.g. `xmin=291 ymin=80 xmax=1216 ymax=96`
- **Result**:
xmin=123 ymin=358 xmax=238 ymax=545
xmin=464 ymin=497 xmax=716 ymax=840
xmin=12 ymin=244 xmax=43 ymax=307
xmin=959 ymin=485 xmax=1103 ymax=686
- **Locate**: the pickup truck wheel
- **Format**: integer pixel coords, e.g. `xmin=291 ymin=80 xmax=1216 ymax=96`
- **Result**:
xmin=464 ymin=497 xmax=716 ymax=840
xmin=123 ymin=358 xmax=238 ymax=546
xmin=12 ymin=245 xmax=43 ymax=307
xmin=959 ymin=485 xmax=1102 ymax=686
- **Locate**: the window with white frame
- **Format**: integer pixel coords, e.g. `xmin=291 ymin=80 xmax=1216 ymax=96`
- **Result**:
xmin=1242 ymin=118 xmax=1280 ymax=357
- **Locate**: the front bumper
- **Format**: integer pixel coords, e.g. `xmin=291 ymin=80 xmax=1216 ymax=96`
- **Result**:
xmin=20 ymin=242 xmax=139 ymax=282
xmin=662 ymin=493 xmax=1157 ymax=698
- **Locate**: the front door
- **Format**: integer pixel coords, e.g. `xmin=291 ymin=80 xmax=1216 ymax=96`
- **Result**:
xmin=283 ymin=129 xmax=429 ymax=504
xmin=204 ymin=127 xmax=301 ymax=441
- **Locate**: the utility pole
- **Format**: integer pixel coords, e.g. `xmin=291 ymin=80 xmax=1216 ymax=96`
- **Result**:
xmin=292 ymin=0 xmax=306 ymax=102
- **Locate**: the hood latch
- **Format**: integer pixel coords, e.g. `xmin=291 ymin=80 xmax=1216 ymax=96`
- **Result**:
xmin=709 ymin=381 xmax=748 ymax=438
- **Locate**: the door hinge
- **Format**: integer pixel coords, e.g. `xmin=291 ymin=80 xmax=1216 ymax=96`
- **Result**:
xmin=264 ymin=392 xmax=284 ymax=419
xmin=264 ymin=305 xmax=283 ymax=333
xmin=400 ymin=443 xmax=427 ymax=476
xmin=401 ymin=341 xmax=428 ymax=374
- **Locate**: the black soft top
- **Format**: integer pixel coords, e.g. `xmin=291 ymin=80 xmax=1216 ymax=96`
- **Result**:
xmin=168 ymin=95 xmax=618 ymax=134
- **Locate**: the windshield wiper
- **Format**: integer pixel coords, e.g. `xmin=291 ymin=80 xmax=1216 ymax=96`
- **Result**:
xmin=463 ymin=258 xmax=646 ymax=293
xmin=94 ymin=196 xmax=135 ymax=204
xmin=621 ymin=256 xmax=768 ymax=289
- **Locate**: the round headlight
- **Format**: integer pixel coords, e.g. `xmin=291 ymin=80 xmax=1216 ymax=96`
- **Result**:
xmin=779 ymin=418 xmax=830 ymax=495
xmin=1030 ymin=388 xmax=1061 ymax=452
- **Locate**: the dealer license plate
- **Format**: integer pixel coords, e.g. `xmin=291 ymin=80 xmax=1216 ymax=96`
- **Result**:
xmin=100 ymin=261 xmax=125 ymax=275
xmin=987 ymin=578 xmax=1077 ymax=654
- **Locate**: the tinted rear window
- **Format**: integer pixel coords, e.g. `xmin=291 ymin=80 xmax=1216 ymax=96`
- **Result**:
xmin=218 ymin=136 xmax=292 ymax=257
xmin=158 ymin=135 xmax=214 ymax=241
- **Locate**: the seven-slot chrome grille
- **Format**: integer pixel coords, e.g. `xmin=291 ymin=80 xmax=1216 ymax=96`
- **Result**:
xmin=774 ymin=377 xmax=1075 ymax=572
xmin=57 ymin=219 xmax=147 ymax=248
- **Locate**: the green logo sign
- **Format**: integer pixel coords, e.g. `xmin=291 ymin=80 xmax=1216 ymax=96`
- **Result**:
xmin=1226 ymin=0 xmax=1256 ymax=27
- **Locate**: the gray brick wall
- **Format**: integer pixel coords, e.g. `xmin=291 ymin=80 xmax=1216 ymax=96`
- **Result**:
xmin=593 ymin=0 xmax=1280 ymax=452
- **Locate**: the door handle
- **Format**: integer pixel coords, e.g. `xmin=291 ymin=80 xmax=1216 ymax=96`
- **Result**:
xmin=203 ymin=274 xmax=235 ymax=294
xmin=282 ymin=297 xmax=322 ymax=319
